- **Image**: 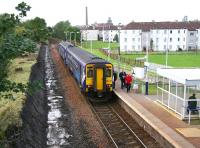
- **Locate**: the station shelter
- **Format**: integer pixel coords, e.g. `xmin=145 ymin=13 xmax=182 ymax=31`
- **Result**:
xmin=156 ymin=68 xmax=200 ymax=120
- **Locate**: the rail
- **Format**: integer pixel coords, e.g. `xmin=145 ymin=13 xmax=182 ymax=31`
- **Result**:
xmin=89 ymin=101 xmax=147 ymax=148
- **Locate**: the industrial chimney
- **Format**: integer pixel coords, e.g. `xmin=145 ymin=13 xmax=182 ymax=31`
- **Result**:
xmin=86 ymin=6 xmax=88 ymax=26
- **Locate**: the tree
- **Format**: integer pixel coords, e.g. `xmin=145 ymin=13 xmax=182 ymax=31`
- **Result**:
xmin=0 ymin=2 xmax=38 ymax=98
xmin=52 ymin=21 xmax=80 ymax=42
xmin=52 ymin=21 xmax=71 ymax=40
xmin=150 ymin=39 xmax=154 ymax=51
xmin=22 ymin=17 xmax=49 ymax=42
xmin=113 ymin=34 xmax=119 ymax=42
xmin=15 ymin=1 xmax=31 ymax=18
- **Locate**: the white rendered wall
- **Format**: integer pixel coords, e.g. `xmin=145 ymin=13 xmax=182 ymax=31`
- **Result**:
xmin=82 ymin=30 xmax=98 ymax=41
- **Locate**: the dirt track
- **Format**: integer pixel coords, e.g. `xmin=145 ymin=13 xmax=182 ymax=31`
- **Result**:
xmin=50 ymin=46 xmax=111 ymax=147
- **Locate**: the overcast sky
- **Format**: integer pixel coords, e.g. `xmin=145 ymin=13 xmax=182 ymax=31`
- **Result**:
xmin=0 ymin=0 xmax=199 ymax=27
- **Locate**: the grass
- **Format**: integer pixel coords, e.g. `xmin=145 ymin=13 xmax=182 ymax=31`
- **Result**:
xmin=121 ymin=52 xmax=200 ymax=67
xmin=0 ymin=54 xmax=36 ymax=140
xmin=82 ymin=40 xmax=119 ymax=50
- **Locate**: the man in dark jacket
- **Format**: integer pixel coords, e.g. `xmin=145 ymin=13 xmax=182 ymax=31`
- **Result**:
xmin=187 ymin=93 xmax=197 ymax=114
xmin=119 ymin=70 xmax=126 ymax=89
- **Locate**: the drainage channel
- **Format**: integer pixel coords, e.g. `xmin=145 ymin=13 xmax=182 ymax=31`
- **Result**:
xmin=44 ymin=47 xmax=72 ymax=147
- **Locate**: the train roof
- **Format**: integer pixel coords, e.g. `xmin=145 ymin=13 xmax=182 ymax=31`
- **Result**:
xmin=60 ymin=41 xmax=111 ymax=65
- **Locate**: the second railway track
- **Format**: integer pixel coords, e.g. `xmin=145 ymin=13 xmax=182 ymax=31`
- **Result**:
xmin=89 ymin=99 xmax=162 ymax=148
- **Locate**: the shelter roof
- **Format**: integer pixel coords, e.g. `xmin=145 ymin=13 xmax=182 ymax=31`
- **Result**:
xmin=157 ymin=68 xmax=200 ymax=85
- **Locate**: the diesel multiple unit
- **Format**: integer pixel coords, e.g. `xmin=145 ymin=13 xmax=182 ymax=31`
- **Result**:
xmin=58 ymin=41 xmax=113 ymax=97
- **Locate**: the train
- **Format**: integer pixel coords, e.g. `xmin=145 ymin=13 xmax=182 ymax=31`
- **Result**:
xmin=58 ymin=41 xmax=113 ymax=99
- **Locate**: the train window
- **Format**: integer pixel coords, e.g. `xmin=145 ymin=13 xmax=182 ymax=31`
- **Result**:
xmin=105 ymin=68 xmax=111 ymax=77
xmin=87 ymin=69 xmax=93 ymax=78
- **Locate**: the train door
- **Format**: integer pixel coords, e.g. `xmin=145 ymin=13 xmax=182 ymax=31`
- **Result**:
xmin=96 ymin=68 xmax=103 ymax=90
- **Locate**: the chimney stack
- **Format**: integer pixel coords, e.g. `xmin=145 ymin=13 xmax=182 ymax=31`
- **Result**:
xmin=86 ymin=6 xmax=88 ymax=26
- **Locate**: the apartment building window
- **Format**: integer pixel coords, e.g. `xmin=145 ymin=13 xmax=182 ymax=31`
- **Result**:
xmin=156 ymin=45 xmax=159 ymax=49
xmin=164 ymin=45 xmax=166 ymax=50
xmin=156 ymin=30 xmax=159 ymax=34
xmin=178 ymin=38 xmax=180 ymax=41
xmin=164 ymin=38 xmax=167 ymax=42
xmin=124 ymin=30 xmax=127 ymax=34
xmin=138 ymin=45 xmax=140 ymax=49
xmin=177 ymin=45 xmax=180 ymax=49
xmin=124 ymin=38 xmax=127 ymax=42
xmin=164 ymin=30 xmax=167 ymax=34
xmin=190 ymin=32 xmax=194 ymax=36
xmin=132 ymin=38 xmax=135 ymax=42
xmin=138 ymin=38 xmax=140 ymax=42
xmin=184 ymin=30 xmax=186 ymax=33
xmin=178 ymin=30 xmax=180 ymax=34
xmin=170 ymin=38 xmax=172 ymax=42
xmin=183 ymin=37 xmax=185 ymax=41
xmin=132 ymin=45 xmax=135 ymax=49
xmin=169 ymin=45 xmax=172 ymax=49
xmin=170 ymin=30 xmax=172 ymax=34
xmin=132 ymin=30 xmax=135 ymax=34
xmin=124 ymin=45 xmax=127 ymax=50
xmin=183 ymin=45 xmax=185 ymax=49
xmin=156 ymin=38 xmax=159 ymax=43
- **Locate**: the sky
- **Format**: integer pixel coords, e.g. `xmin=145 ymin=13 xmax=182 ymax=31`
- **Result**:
xmin=0 ymin=0 xmax=200 ymax=27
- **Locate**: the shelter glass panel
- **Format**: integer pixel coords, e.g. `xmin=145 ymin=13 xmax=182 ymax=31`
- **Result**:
xmin=163 ymin=91 xmax=168 ymax=105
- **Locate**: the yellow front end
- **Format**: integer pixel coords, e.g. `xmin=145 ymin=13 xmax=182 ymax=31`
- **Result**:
xmin=85 ymin=64 xmax=94 ymax=92
xmin=105 ymin=64 xmax=113 ymax=92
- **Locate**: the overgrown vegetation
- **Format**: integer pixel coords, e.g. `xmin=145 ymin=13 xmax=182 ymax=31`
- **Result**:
xmin=52 ymin=20 xmax=80 ymax=42
xmin=0 ymin=55 xmax=36 ymax=140
xmin=0 ymin=1 xmax=50 ymax=143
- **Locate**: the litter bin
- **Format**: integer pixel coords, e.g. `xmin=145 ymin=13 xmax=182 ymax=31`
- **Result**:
xmin=133 ymin=80 xmax=139 ymax=93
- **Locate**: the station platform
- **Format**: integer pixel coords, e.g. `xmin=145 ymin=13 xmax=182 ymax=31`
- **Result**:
xmin=113 ymin=80 xmax=200 ymax=148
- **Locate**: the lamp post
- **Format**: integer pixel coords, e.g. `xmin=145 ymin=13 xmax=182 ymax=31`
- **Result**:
xmin=90 ymin=40 xmax=93 ymax=53
xmin=64 ymin=31 xmax=69 ymax=41
xmin=117 ymin=23 xmax=121 ymax=74
xmin=70 ymin=32 xmax=73 ymax=43
xmin=80 ymin=31 xmax=82 ymax=48
xmin=74 ymin=32 xmax=76 ymax=45
xmin=108 ymin=25 xmax=111 ymax=61
xmin=166 ymin=29 xmax=169 ymax=67
xmin=145 ymin=32 xmax=149 ymax=95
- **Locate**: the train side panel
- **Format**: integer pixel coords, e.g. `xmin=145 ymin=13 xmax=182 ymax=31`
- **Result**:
xmin=58 ymin=44 xmax=66 ymax=59
xmin=65 ymin=49 xmax=83 ymax=86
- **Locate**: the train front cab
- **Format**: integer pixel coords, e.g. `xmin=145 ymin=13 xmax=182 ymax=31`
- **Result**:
xmin=85 ymin=63 xmax=113 ymax=97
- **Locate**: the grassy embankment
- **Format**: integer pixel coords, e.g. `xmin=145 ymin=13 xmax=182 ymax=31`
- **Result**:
xmin=82 ymin=40 xmax=118 ymax=50
xmin=0 ymin=54 xmax=36 ymax=139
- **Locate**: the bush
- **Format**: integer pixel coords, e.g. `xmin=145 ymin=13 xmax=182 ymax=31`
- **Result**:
xmin=178 ymin=48 xmax=183 ymax=52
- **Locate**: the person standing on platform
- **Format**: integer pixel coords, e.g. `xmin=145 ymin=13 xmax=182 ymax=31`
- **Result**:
xmin=119 ymin=70 xmax=126 ymax=89
xmin=187 ymin=93 xmax=197 ymax=114
xmin=125 ymin=74 xmax=133 ymax=93
xmin=113 ymin=71 xmax=117 ymax=89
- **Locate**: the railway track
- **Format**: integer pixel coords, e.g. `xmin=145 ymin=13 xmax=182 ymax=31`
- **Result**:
xmin=89 ymin=100 xmax=161 ymax=148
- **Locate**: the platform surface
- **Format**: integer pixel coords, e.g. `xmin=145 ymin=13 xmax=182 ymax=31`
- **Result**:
xmin=114 ymin=80 xmax=200 ymax=148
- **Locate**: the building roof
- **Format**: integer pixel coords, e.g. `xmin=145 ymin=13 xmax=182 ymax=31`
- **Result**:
xmin=157 ymin=68 xmax=200 ymax=85
xmin=123 ymin=22 xmax=200 ymax=31
xmin=81 ymin=24 xmax=118 ymax=30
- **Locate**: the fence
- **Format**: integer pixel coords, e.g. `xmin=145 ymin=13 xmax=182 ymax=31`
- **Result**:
xmin=99 ymin=48 xmax=144 ymax=67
